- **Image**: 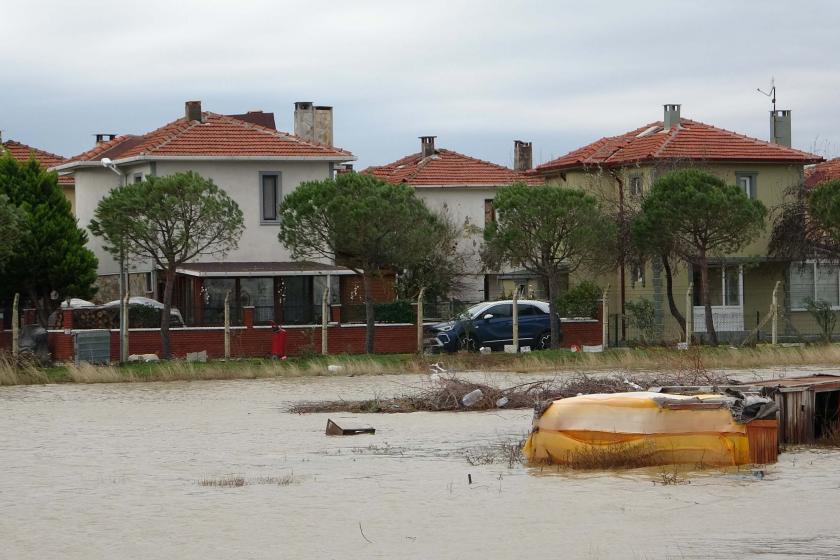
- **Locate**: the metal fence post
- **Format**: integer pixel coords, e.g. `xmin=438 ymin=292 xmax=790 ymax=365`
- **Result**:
xmin=121 ymin=291 xmax=129 ymax=363
xmin=512 ymin=288 xmax=519 ymax=352
xmin=322 ymin=282 xmax=330 ymax=356
xmin=771 ymin=280 xmax=780 ymax=346
xmin=416 ymin=287 xmax=426 ymax=354
xmin=602 ymin=285 xmax=609 ymax=350
xmin=224 ymin=290 xmax=231 ymax=359
xmin=685 ymin=282 xmax=693 ymax=346
xmin=11 ymin=293 xmax=19 ymax=358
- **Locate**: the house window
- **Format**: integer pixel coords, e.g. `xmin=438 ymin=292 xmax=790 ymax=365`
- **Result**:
xmin=133 ymin=173 xmax=144 ymax=184
xmin=144 ymin=271 xmax=154 ymax=293
xmin=693 ymin=265 xmax=741 ymax=306
xmin=260 ymin=172 xmax=281 ymax=223
xmin=629 ymin=175 xmax=643 ymax=197
xmin=789 ymin=262 xmax=840 ymax=310
xmin=736 ymin=172 xmax=757 ymax=199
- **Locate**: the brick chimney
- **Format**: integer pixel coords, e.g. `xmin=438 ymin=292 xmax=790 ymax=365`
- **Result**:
xmin=513 ymin=140 xmax=532 ymax=171
xmin=663 ymin=104 xmax=681 ymax=131
xmin=420 ymin=136 xmax=436 ymax=158
xmin=185 ymin=100 xmax=203 ymax=123
xmin=770 ymin=109 xmax=792 ymax=147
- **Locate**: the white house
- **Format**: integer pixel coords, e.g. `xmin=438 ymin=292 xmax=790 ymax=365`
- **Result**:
xmin=53 ymin=101 xmax=356 ymax=326
xmin=363 ymin=136 xmax=544 ymax=302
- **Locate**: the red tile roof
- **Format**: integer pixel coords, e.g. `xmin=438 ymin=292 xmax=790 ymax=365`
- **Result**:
xmin=805 ymin=158 xmax=840 ymax=188
xmin=363 ymin=148 xmax=542 ymax=187
xmin=2 ymin=140 xmax=74 ymax=185
xmin=62 ymin=112 xmax=353 ymax=167
xmin=536 ymin=118 xmax=822 ymax=174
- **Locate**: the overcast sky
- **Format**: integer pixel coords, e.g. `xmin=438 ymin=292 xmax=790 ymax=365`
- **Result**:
xmin=2 ymin=0 xmax=838 ymax=169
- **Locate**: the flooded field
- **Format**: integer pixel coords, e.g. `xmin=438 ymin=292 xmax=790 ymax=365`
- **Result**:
xmin=1 ymin=370 xmax=839 ymax=559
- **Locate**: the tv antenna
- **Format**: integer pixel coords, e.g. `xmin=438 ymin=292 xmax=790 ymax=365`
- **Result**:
xmin=757 ymin=77 xmax=776 ymax=112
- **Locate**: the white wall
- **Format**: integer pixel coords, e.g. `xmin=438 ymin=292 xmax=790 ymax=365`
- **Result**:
xmin=414 ymin=186 xmax=498 ymax=301
xmin=75 ymin=159 xmax=334 ymax=275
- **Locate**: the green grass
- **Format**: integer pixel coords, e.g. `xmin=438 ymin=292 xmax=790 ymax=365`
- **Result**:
xmin=2 ymin=343 xmax=840 ymax=386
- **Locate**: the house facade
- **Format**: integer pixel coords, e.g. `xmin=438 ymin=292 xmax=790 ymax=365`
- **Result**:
xmin=53 ymin=101 xmax=358 ymax=326
xmin=534 ymin=104 xmax=823 ymax=343
xmin=363 ymin=136 xmax=544 ymax=303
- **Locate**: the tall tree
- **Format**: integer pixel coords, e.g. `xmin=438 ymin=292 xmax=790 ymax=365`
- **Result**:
xmin=90 ymin=171 xmax=244 ymax=358
xmin=0 ymin=194 xmax=22 ymax=271
xmin=277 ymin=173 xmax=452 ymax=353
xmin=638 ymin=169 xmax=766 ymax=345
xmin=482 ymin=183 xmax=615 ymax=348
xmin=0 ymin=152 xmax=98 ymax=326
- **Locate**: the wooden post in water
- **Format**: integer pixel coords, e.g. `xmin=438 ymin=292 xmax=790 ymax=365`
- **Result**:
xmin=601 ymin=285 xmax=609 ymax=350
xmin=11 ymin=293 xmax=19 ymax=358
xmin=685 ymin=283 xmax=693 ymax=346
xmin=223 ymin=290 xmax=231 ymax=359
xmin=416 ymin=287 xmax=426 ymax=354
xmin=321 ymin=280 xmax=330 ymax=356
xmin=771 ymin=281 xmax=780 ymax=346
xmin=511 ymin=288 xmax=519 ymax=352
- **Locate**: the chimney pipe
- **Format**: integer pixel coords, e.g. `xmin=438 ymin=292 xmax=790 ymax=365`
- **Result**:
xmin=420 ymin=136 xmax=436 ymax=158
xmin=94 ymin=133 xmax=117 ymax=145
xmin=770 ymin=109 xmax=792 ymax=147
xmin=185 ymin=100 xmax=203 ymax=123
xmin=513 ymin=140 xmax=533 ymax=171
xmin=663 ymin=104 xmax=681 ymax=131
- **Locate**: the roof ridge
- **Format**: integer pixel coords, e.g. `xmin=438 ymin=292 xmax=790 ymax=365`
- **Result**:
xmin=208 ymin=113 xmax=353 ymax=155
xmin=682 ymin=118 xmax=817 ymax=156
xmin=141 ymin=117 xmax=201 ymax=154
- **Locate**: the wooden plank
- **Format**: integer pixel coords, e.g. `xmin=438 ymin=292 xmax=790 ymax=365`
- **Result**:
xmin=325 ymin=419 xmax=375 ymax=436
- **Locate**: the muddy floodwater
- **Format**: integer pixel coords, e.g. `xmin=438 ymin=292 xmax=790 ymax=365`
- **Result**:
xmin=2 ymin=370 xmax=840 ymax=559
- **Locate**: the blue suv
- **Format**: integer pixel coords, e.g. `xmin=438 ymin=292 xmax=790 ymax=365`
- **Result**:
xmin=425 ymin=300 xmax=560 ymax=353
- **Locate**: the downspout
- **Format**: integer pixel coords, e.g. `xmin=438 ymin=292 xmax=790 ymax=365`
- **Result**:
xmin=609 ymin=168 xmax=627 ymax=342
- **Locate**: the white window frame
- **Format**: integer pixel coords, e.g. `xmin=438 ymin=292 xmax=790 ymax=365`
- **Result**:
xmin=693 ymin=264 xmax=743 ymax=308
xmin=259 ymin=171 xmax=282 ymax=225
xmin=629 ymin=174 xmax=643 ymax=197
xmin=736 ymin=172 xmax=757 ymax=199
xmin=789 ymin=261 xmax=840 ymax=311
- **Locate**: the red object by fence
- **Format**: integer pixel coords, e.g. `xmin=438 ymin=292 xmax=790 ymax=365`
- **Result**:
xmin=270 ymin=322 xmax=287 ymax=359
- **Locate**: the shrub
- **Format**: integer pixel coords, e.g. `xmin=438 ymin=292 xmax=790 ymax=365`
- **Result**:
xmin=625 ymin=298 xmax=657 ymax=343
xmin=374 ymin=300 xmax=415 ymax=323
xmin=804 ymin=297 xmax=837 ymax=343
xmin=556 ymin=281 xmax=602 ymax=318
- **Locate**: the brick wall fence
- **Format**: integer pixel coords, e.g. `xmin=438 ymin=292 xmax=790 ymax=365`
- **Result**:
xmin=2 ymin=307 xmax=603 ymax=362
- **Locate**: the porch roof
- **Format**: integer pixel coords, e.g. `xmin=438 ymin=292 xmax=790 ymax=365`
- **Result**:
xmin=177 ymin=261 xmax=356 ymax=278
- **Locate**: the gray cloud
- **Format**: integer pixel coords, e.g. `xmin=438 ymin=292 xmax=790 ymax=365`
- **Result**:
xmin=2 ymin=0 xmax=838 ymax=168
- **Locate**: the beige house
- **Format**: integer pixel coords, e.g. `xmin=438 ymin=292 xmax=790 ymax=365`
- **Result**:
xmin=53 ymin=101 xmax=357 ymax=326
xmin=363 ymin=136 xmax=544 ymax=302
xmin=533 ymin=104 xmax=823 ymax=343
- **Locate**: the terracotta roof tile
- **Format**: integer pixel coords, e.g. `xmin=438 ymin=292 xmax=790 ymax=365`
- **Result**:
xmin=362 ymin=148 xmax=542 ymax=187
xmin=536 ymin=118 xmax=822 ymax=174
xmin=2 ymin=140 xmax=74 ymax=185
xmin=805 ymin=157 xmax=840 ymax=188
xmin=64 ymin=112 xmax=352 ymax=165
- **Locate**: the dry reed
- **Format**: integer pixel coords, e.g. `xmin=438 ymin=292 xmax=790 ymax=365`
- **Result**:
xmin=198 ymin=472 xmax=298 ymax=487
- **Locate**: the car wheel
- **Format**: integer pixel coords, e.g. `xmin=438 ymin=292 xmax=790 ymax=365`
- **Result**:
xmin=536 ymin=331 xmax=552 ymax=350
xmin=459 ymin=334 xmax=478 ymax=352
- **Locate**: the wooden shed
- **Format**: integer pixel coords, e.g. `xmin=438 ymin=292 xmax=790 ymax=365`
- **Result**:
xmin=752 ymin=375 xmax=840 ymax=444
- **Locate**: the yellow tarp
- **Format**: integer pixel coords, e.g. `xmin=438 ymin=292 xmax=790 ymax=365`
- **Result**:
xmin=523 ymin=392 xmax=751 ymax=466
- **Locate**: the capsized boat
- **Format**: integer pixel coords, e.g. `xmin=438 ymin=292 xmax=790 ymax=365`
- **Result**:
xmin=523 ymin=391 xmax=778 ymax=467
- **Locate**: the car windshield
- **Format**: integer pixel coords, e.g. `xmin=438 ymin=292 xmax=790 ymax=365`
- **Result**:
xmin=457 ymin=303 xmax=487 ymax=320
